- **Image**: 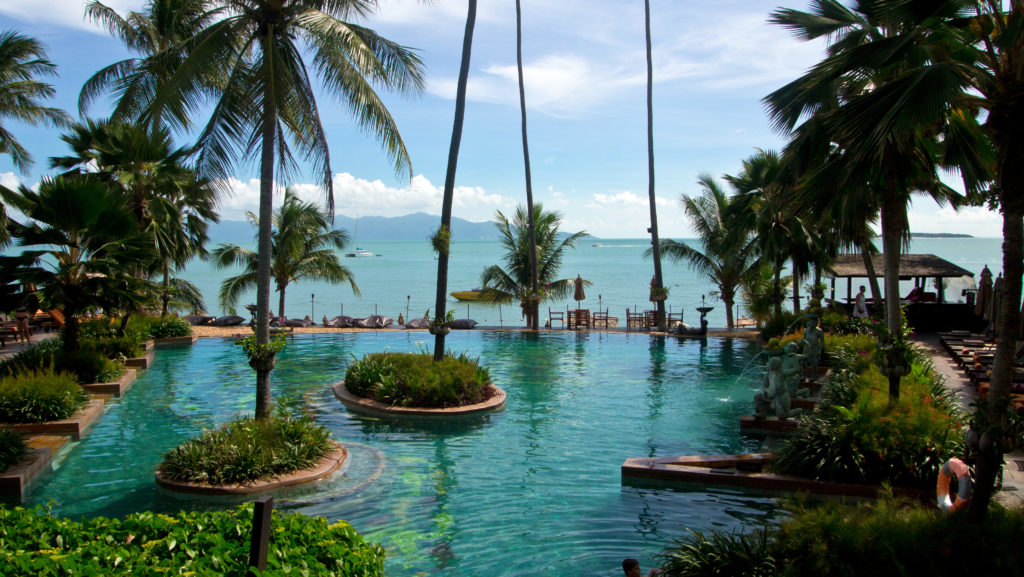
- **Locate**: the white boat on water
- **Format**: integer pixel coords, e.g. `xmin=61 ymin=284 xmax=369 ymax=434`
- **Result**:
xmin=345 ymin=247 xmax=374 ymax=257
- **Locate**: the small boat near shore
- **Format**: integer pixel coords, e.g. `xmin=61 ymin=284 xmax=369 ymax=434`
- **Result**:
xmin=451 ymin=289 xmax=486 ymax=301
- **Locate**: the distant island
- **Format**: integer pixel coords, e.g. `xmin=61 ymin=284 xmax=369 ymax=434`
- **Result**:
xmin=911 ymin=232 xmax=974 ymax=238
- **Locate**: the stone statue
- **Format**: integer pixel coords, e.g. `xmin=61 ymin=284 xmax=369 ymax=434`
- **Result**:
xmin=754 ymin=356 xmax=802 ymax=420
xmin=783 ymin=342 xmax=811 ymax=399
xmin=801 ymin=316 xmax=825 ymax=382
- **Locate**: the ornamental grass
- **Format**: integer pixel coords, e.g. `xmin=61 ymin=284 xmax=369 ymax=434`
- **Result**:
xmin=0 ymin=368 xmax=89 ymax=423
xmin=160 ymin=403 xmax=332 ymax=485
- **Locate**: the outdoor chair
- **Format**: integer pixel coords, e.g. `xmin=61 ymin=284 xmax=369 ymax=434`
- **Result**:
xmin=625 ymin=309 xmax=645 ymax=331
xmin=548 ymin=308 xmax=565 ymax=329
xmin=592 ymin=309 xmax=610 ymax=328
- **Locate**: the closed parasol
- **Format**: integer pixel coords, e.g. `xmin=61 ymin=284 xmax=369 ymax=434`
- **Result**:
xmin=975 ymin=265 xmax=992 ymax=318
xmin=573 ymin=275 xmax=586 ymax=306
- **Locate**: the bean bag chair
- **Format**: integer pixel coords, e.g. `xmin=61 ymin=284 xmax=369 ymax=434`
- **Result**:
xmin=280 ymin=318 xmax=313 ymax=328
xmin=185 ymin=315 xmax=214 ymax=326
xmin=325 ymin=315 xmax=355 ymax=328
xmin=355 ymin=315 xmax=394 ymax=329
xmin=209 ymin=315 xmax=245 ymax=327
xmin=404 ymin=317 xmax=430 ymax=329
xmin=449 ymin=318 xmax=477 ymax=330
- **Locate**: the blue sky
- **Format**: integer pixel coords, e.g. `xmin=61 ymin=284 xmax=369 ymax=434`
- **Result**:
xmin=0 ymin=0 xmax=1002 ymax=238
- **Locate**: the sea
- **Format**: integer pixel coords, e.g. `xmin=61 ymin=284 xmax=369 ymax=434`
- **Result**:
xmin=179 ymin=236 xmax=1006 ymax=329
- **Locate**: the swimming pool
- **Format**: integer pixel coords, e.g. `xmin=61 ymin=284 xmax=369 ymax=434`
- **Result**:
xmin=22 ymin=331 xmax=777 ymax=576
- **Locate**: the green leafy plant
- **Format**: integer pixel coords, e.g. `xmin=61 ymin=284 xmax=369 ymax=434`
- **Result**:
xmin=431 ymin=224 xmax=450 ymax=255
xmin=144 ymin=315 xmax=192 ymax=339
xmin=758 ymin=311 xmax=801 ymax=341
xmin=0 ymin=503 xmax=385 ymax=576
xmin=659 ymin=528 xmax=776 ymax=577
xmin=159 ymin=400 xmax=332 ymax=485
xmin=0 ymin=338 xmax=123 ymax=384
xmin=82 ymin=335 xmax=144 ymax=360
xmin=344 ymin=351 xmax=491 ymax=408
xmin=0 ymin=368 xmax=90 ymax=423
xmin=0 ymin=427 xmax=28 ymax=472
xmin=236 ymin=332 xmax=287 ymax=370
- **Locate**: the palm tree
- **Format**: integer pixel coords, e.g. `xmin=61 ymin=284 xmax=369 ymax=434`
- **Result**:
xmin=479 ymin=204 xmax=587 ymax=319
xmin=433 ymin=0 xmax=478 ymax=361
xmin=80 ymin=0 xmax=219 ymax=131
xmin=212 ymin=189 xmax=358 ymax=321
xmin=727 ymin=150 xmax=811 ymax=319
xmin=50 ymin=119 xmax=219 ymax=317
xmin=0 ymin=174 xmax=155 ymax=357
xmin=765 ymin=1 xmax=983 ymax=337
xmin=515 ymin=0 xmax=539 ymax=331
xmin=653 ymin=175 xmax=758 ymax=329
xmin=643 ymin=0 xmax=667 ymax=331
xmin=160 ymin=0 xmax=423 ymax=418
xmin=0 ymin=30 xmax=69 ymax=173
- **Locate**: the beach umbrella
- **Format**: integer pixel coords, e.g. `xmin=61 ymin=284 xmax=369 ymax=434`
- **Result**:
xmin=573 ymin=275 xmax=586 ymax=308
xmin=991 ymin=273 xmax=1003 ymax=334
xmin=976 ymin=265 xmax=993 ymax=318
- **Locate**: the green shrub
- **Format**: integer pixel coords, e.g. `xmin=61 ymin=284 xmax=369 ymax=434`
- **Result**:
xmin=77 ymin=317 xmax=119 ymax=339
xmin=0 ymin=427 xmax=28 ymax=472
xmin=819 ymin=311 xmax=873 ymax=336
xmin=823 ymin=333 xmax=877 ymax=373
xmin=0 ymin=503 xmax=386 ymax=577
xmin=82 ymin=335 xmax=144 ymax=360
xmin=160 ymin=402 xmax=333 ymax=485
xmin=126 ymin=314 xmax=192 ymax=339
xmin=660 ymin=497 xmax=1024 ymax=577
xmin=759 ymin=311 xmax=802 ymax=341
xmin=0 ymin=368 xmax=90 ymax=423
xmin=776 ymin=364 xmax=962 ymax=486
xmin=0 ymin=339 xmax=124 ymax=384
xmin=344 ymin=351 xmax=492 ymax=408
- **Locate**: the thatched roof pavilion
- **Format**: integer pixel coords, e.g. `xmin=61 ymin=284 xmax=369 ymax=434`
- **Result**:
xmin=827 ymin=254 xmax=974 ymax=280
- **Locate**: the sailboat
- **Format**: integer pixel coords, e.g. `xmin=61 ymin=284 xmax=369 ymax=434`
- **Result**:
xmin=344 ymin=213 xmax=375 ymax=257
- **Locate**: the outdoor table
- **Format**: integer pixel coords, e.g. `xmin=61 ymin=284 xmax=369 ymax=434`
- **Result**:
xmin=568 ymin=309 xmax=590 ymax=329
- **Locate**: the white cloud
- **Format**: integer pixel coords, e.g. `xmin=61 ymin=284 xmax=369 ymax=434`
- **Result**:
xmin=0 ymin=172 xmax=20 ymax=190
xmin=0 ymin=0 xmax=136 ymax=32
xmin=214 ymin=173 xmax=511 ymax=222
xmin=910 ymin=205 xmax=1003 ymax=237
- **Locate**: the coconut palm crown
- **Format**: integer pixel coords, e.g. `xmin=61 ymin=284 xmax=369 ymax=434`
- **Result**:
xmin=479 ymin=204 xmax=588 ymax=315
xmin=212 ymin=188 xmax=358 ymax=318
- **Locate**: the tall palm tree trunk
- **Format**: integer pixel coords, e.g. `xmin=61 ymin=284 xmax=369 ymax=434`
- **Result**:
xmin=880 ymin=155 xmax=905 ymax=401
xmin=792 ymin=264 xmax=801 ymax=314
xmin=861 ymin=242 xmax=882 ymax=308
xmin=278 ymin=286 xmax=288 ymax=323
xmin=644 ymin=0 xmax=666 ymax=331
xmin=723 ymin=290 xmax=735 ymax=329
xmin=515 ymin=0 xmax=538 ymax=330
xmin=434 ymin=0 xmax=477 ymax=361
xmin=971 ymin=111 xmax=1024 ymax=519
xmin=773 ymin=258 xmax=784 ymax=318
xmin=253 ymin=32 xmax=278 ymax=419
xmin=161 ymin=262 xmax=171 ymax=316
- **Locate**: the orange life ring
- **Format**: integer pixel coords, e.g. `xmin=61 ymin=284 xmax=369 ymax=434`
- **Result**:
xmin=936 ymin=458 xmax=972 ymax=513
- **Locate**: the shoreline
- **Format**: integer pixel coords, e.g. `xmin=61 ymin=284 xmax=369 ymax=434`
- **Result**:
xmin=189 ymin=325 xmax=764 ymax=340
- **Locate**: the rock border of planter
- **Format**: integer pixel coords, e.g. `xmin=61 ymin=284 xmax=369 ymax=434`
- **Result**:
xmin=8 ymin=397 xmax=106 ymax=440
xmin=332 ymin=381 xmax=506 ymax=417
xmin=152 ymin=335 xmax=198 ymax=348
xmin=154 ymin=441 xmax=347 ymax=496
xmin=81 ymin=369 xmax=136 ymax=397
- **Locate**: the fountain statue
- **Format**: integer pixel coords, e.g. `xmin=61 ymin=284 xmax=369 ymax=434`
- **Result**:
xmin=754 ymin=356 xmax=802 ymax=420
xmin=801 ymin=315 xmax=825 ymax=382
xmin=783 ymin=342 xmax=811 ymax=399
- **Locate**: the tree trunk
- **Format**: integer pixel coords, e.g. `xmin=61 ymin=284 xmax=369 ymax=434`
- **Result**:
xmin=792 ymin=263 xmax=801 ymax=314
xmin=773 ymin=258 xmax=783 ymax=318
xmin=434 ymin=0 xmax=477 ymax=361
xmin=644 ymin=0 xmax=666 ymax=331
xmin=253 ymin=29 xmax=278 ymax=419
xmin=118 ymin=312 xmax=131 ymax=337
xmin=723 ymin=290 xmax=735 ymax=329
xmin=63 ymin=308 xmax=80 ymax=358
xmin=161 ymin=262 xmax=171 ymax=317
xmin=515 ymin=0 xmax=539 ymax=331
xmin=880 ymin=151 xmax=905 ymax=401
xmin=861 ymin=245 xmax=883 ymax=311
xmin=970 ymin=93 xmax=1024 ymax=518
xmin=278 ymin=284 xmax=287 ymax=323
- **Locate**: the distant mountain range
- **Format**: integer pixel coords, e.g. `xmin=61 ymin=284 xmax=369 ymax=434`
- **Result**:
xmin=911 ymin=232 xmax=974 ymax=238
xmin=206 ymin=212 xmax=501 ymax=243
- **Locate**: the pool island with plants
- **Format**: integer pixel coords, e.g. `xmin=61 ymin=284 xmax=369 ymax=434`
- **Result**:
xmin=334 ymin=350 xmax=505 ymax=417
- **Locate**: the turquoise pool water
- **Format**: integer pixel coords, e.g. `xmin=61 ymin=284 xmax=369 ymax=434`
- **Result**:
xmin=21 ymin=331 xmax=776 ymax=576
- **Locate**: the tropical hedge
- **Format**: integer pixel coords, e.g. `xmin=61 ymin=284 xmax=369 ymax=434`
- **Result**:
xmin=772 ymin=330 xmax=963 ymax=487
xmin=160 ymin=403 xmax=333 ymax=485
xmin=0 ymin=338 xmax=123 ymax=385
xmin=344 ymin=351 xmax=492 ymax=408
xmin=659 ymin=495 xmax=1024 ymax=577
xmin=0 ymin=504 xmax=386 ymax=576
xmin=0 ymin=368 xmax=90 ymax=423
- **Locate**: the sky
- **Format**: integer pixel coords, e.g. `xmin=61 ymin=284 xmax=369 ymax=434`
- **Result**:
xmin=0 ymin=0 xmax=1003 ymax=238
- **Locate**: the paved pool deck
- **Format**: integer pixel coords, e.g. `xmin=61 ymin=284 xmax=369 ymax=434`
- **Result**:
xmin=915 ymin=333 xmax=1024 ymax=508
